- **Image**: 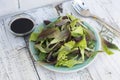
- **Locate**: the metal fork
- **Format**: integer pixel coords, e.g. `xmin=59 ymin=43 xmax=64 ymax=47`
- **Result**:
xmin=72 ymin=0 xmax=120 ymax=38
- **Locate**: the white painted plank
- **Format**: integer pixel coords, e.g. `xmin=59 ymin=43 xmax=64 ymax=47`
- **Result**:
xmin=36 ymin=63 xmax=92 ymax=80
xmin=0 ymin=20 xmax=39 ymax=80
xmin=84 ymin=0 xmax=120 ymax=29
xmin=0 ymin=55 xmax=10 ymax=80
xmin=0 ymin=0 xmax=19 ymax=17
xmin=19 ymin=0 xmax=66 ymax=11
xmin=0 ymin=0 xmax=67 ymax=17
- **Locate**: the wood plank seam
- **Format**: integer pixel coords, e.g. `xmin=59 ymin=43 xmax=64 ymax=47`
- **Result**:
xmin=24 ymin=37 xmax=41 ymax=80
xmin=18 ymin=0 xmax=21 ymax=9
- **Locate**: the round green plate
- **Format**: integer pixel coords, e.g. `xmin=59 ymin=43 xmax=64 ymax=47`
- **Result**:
xmin=29 ymin=19 xmax=101 ymax=73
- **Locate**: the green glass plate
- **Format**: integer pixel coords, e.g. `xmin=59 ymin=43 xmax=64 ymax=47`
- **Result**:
xmin=29 ymin=19 xmax=101 ymax=73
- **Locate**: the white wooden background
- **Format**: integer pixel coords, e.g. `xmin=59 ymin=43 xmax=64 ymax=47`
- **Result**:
xmin=0 ymin=0 xmax=120 ymax=80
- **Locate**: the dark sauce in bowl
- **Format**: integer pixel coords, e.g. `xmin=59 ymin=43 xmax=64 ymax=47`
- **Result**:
xmin=10 ymin=18 xmax=34 ymax=34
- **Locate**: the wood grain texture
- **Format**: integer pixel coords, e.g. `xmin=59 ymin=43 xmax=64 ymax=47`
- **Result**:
xmin=0 ymin=20 xmax=39 ymax=80
xmin=0 ymin=0 xmax=66 ymax=17
xmin=19 ymin=0 xmax=66 ymax=11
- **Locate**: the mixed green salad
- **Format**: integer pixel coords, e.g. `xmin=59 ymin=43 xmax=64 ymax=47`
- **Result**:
xmin=30 ymin=15 xmax=119 ymax=68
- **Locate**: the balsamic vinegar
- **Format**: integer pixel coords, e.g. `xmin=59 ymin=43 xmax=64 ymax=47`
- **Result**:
xmin=10 ymin=18 xmax=34 ymax=33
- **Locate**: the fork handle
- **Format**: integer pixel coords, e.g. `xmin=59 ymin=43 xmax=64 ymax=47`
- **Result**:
xmin=91 ymin=15 xmax=120 ymax=38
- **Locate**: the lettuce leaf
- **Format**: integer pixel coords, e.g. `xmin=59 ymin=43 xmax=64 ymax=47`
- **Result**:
xmin=102 ymin=43 xmax=114 ymax=55
xmin=55 ymin=58 xmax=83 ymax=68
xmin=35 ymin=44 xmax=47 ymax=53
xmin=50 ymin=29 xmax=70 ymax=44
xmin=57 ymin=41 xmax=75 ymax=60
xmin=71 ymin=26 xmax=83 ymax=37
xmin=30 ymin=32 xmax=39 ymax=41
xmin=76 ymin=35 xmax=87 ymax=61
xmin=100 ymin=35 xmax=116 ymax=55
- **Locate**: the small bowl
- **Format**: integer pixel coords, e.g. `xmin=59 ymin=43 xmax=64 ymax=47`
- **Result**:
xmin=8 ymin=13 xmax=36 ymax=36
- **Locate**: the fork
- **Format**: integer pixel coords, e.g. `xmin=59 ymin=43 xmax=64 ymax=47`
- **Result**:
xmin=72 ymin=0 xmax=120 ymax=38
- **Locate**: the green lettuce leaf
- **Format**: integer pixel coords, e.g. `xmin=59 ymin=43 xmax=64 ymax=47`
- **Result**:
xmin=70 ymin=19 xmax=79 ymax=27
xmin=102 ymin=43 xmax=114 ymax=55
xmin=71 ymin=26 xmax=83 ymax=37
xmin=50 ymin=29 xmax=70 ymax=44
xmin=76 ymin=35 xmax=87 ymax=61
xmin=55 ymin=58 xmax=83 ymax=68
xmin=38 ymin=52 xmax=47 ymax=61
xmin=100 ymin=35 xmax=115 ymax=55
xmin=35 ymin=44 xmax=47 ymax=53
xmin=67 ymin=14 xmax=77 ymax=21
xmin=57 ymin=41 xmax=75 ymax=60
xmin=103 ymin=39 xmax=120 ymax=50
xmin=30 ymin=32 xmax=39 ymax=41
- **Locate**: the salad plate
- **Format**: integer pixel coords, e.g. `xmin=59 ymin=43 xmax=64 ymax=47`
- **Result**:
xmin=29 ymin=15 xmax=101 ymax=73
